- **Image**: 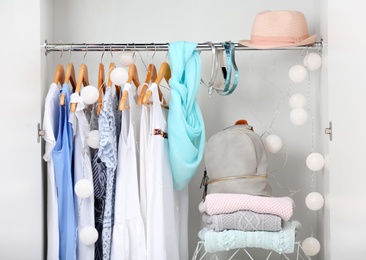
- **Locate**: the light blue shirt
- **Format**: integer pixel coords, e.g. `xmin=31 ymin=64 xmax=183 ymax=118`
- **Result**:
xmin=52 ymin=83 xmax=76 ymax=260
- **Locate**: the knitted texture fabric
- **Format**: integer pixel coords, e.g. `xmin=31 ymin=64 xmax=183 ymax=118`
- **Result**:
xmin=199 ymin=193 xmax=294 ymax=221
xmin=198 ymin=220 xmax=301 ymax=254
xmin=202 ymin=211 xmax=282 ymax=232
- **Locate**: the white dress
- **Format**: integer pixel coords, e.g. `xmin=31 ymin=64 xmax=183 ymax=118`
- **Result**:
xmin=111 ymin=83 xmax=146 ymax=260
xmin=145 ymin=83 xmax=179 ymax=260
xmin=42 ymin=83 xmax=60 ymax=260
xmin=69 ymin=94 xmax=95 ymax=260
xmin=139 ymin=100 xmax=149 ymax=239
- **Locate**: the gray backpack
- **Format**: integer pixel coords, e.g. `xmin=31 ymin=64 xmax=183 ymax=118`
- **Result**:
xmin=201 ymin=121 xmax=272 ymax=198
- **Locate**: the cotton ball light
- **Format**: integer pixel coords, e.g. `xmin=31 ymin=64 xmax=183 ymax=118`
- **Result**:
xmin=289 ymin=64 xmax=308 ymax=83
xmin=264 ymin=134 xmax=283 ymax=153
xmin=119 ymin=51 xmax=136 ymax=67
xmin=306 ymin=152 xmax=325 ymax=171
xmin=74 ymin=179 xmax=94 ymax=198
xmin=81 ymin=85 xmax=99 ymax=105
xmin=290 ymin=108 xmax=308 ymax=125
xmin=86 ymin=130 xmax=99 ymax=149
xmin=289 ymin=93 xmax=307 ymax=109
xmin=110 ymin=67 xmax=128 ymax=86
xmin=302 ymin=237 xmax=321 ymax=256
xmin=303 ymin=52 xmax=322 ymax=71
xmin=306 ymin=192 xmax=324 ymax=211
xmin=79 ymin=226 xmax=98 ymax=245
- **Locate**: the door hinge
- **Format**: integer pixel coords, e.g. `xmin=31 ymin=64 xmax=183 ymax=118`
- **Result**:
xmin=37 ymin=123 xmax=45 ymax=143
xmin=325 ymin=121 xmax=333 ymax=141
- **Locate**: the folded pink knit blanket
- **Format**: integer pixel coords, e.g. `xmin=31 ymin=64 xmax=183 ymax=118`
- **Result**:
xmin=199 ymin=193 xmax=294 ymax=221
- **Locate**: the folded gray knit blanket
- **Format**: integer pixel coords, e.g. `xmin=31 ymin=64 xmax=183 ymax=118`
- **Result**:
xmin=202 ymin=210 xmax=282 ymax=232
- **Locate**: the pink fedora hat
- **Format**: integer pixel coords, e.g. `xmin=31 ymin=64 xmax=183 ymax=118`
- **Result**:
xmin=238 ymin=10 xmax=317 ymax=49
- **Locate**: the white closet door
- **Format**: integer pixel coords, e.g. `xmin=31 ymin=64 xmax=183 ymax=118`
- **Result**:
xmin=0 ymin=0 xmax=44 ymax=259
xmin=326 ymin=1 xmax=366 ymax=259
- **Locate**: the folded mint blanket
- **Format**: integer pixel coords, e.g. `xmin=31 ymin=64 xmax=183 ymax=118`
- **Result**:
xmin=198 ymin=220 xmax=301 ymax=254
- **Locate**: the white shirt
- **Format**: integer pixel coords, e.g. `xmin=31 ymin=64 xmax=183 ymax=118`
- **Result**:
xmin=111 ymin=83 xmax=146 ymax=259
xmin=146 ymin=83 xmax=179 ymax=260
xmin=69 ymin=93 xmax=95 ymax=260
xmin=42 ymin=83 xmax=60 ymax=260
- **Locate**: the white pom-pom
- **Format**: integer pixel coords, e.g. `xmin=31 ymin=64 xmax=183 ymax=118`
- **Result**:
xmin=306 ymin=152 xmax=325 ymax=171
xmin=119 ymin=51 xmax=136 ymax=67
xmin=264 ymin=134 xmax=283 ymax=153
xmin=306 ymin=192 xmax=325 ymax=211
xmin=81 ymin=85 xmax=99 ymax=105
xmin=303 ymin=52 xmax=322 ymax=71
xmin=86 ymin=130 xmax=99 ymax=149
xmin=290 ymin=108 xmax=308 ymax=126
xmin=289 ymin=65 xmax=308 ymax=83
xmin=302 ymin=237 xmax=321 ymax=256
xmin=289 ymin=93 xmax=307 ymax=109
xmin=110 ymin=67 xmax=128 ymax=86
xmin=74 ymin=179 xmax=93 ymax=198
xmin=79 ymin=226 xmax=98 ymax=245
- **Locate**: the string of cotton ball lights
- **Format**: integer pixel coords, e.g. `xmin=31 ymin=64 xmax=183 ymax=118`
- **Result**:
xmin=288 ymin=51 xmax=324 ymax=257
xmin=81 ymin=85 xmax=99 ymax=105
xmin=74 ymin=178 xmax=99 ymax=245
xmin=119 ymin=51 xmax=136 ymax=67
xmin=262 ymin=50 xmax=324 ymax=257
xmin=74 ymin=156 xmax=98 ymax=245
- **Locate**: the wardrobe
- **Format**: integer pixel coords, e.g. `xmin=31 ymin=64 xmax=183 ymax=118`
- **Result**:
xmin=1 ymin=0 xmax=365 ymax=259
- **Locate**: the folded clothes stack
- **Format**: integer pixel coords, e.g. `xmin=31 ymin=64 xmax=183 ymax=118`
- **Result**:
xmin=198 ymin=193 xmax=301 ymax=254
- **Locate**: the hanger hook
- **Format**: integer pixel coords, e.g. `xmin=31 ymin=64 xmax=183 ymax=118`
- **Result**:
xmin=109 ymin=44 xmax=114 ymax=59
xmin=123 ymin=43 xmax=128 ymax=53
xmin=101 ymin=43 xmax=106 ymax=63
xmin=59 ymin=41 xmax=64 ymax=62
xmin=60 ymin=40 xmax=64 ymax=60
xmin=137 ymin=46 xmax=147 ymax=70
xmin=133 ymin=44 xmax=136 ymax=58
xmin=152 ymin=44 xmax=157 ymax=62
xmin=69 ymin=43 xmax=73 ymax=62
xmin=117 ymin=44 xmax=130 ymax=66
xmin=82 ymin=44 xmax=88 ymax=63
xmin=164 ymin=44 xmax=169 ymax=62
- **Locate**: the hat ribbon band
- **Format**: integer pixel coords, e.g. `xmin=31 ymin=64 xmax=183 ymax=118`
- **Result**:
xmin=250 ymin=34 xmax=310 ymax=45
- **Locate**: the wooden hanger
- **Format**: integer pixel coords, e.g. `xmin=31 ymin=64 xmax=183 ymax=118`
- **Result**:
xmin=142 ymin=62 xmax=171 ymax=105
xmin=119 ymin=64 xmax=140 ymax=110
xmin=107 ymin=62 xmax=121 ymax=98
xmin=97 ymin=63 xmax=105 ymax=115
xmin=53 ymin=63 xmax=65 ymax=85
xmin=70 ymin=63 xmax=89 ymax=112
xmin=137 ymin=63 xmax=157 ymax=105
xmin=127 ymin=64 xmax=140 ymax=88
xmin=60 ymin=62 xmax=77 ymax=105
xmin=107 ymin=62 xmax=116 ymax=87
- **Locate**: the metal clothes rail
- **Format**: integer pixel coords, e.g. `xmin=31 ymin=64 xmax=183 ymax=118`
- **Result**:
xmin=42 ymin=40 xmax=324 ymax=54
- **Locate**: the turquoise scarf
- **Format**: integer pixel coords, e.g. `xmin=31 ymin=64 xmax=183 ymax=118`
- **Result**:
xmin=168 ymin=41 xmax=205 ymax=190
